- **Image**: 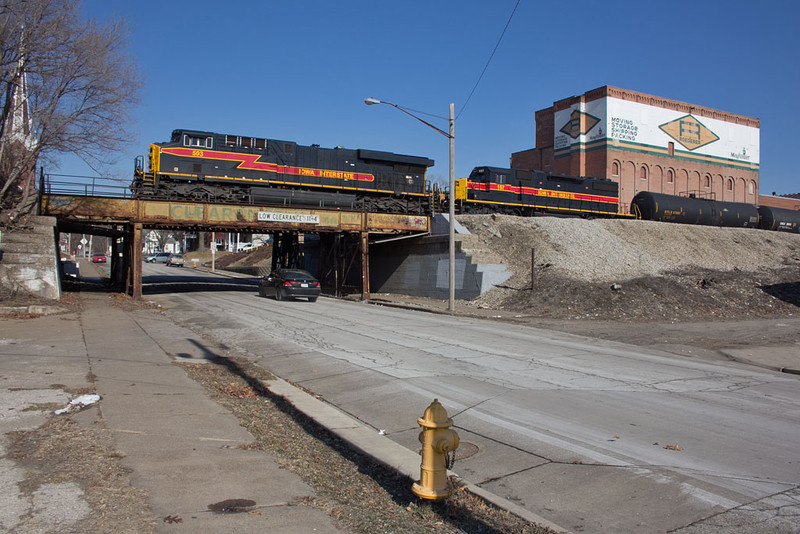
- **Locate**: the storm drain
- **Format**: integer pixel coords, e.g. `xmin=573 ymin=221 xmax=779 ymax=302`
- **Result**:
xmin=454 ymin=441 xmax=479 ymax=461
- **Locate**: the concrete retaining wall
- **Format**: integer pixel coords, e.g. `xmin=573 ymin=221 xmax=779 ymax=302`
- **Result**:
xmin=369 ymin=215 xmax=510 ymax=300
xmin=0 ymin=216 xmax=61 ymax=300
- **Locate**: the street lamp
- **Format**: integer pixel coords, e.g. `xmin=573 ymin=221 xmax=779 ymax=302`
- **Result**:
xmin=365 ymin=97 xmax=455 ymax=313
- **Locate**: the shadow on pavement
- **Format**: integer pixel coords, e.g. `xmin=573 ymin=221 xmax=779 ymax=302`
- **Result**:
xmin=62 ymin=271 xmax=259 ymax=296
xmin=184 ymin=337 xmax=514 ymax=534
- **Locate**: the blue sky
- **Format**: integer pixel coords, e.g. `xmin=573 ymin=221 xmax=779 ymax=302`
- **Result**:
xmin=59 ymin=0 xmax=798 ymax=194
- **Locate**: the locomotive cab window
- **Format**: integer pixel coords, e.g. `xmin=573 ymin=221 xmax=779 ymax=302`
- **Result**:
xmin=470 ymin=168 xmax=489 ymax=182
xmin=494 ymin=173 xmax=506 ymax=184
xmin=184 ymin=135 xmax=212 ymax=148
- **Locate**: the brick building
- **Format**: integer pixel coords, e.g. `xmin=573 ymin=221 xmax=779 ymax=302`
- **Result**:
xmin=757 ymin=193 xmax=800 ymax=211
xmin=511 ymin=86 xmax=761 ymax=214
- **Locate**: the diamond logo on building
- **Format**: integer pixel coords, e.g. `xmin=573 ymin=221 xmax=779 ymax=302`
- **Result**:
xmin=659 ymin=115 xmax=719 ymax=151
xmin=559 ymin=109 xmax=600 ymax=139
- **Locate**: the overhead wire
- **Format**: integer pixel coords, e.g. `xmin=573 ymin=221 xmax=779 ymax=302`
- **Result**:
xmin=456 ymin=0 xmax=522 ymax=121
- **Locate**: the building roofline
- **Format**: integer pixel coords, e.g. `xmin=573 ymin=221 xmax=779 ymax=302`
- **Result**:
xmin=550 ymin=85 xmax=759 ymax=128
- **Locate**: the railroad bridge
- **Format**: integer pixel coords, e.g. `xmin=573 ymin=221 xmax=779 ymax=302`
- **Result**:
xmin=40 ymin=177 xmax=430 ymax=300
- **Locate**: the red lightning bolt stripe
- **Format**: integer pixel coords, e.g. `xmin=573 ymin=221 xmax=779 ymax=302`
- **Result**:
xmin=467 ymin=181 xmax=618 ymax=204
xmin=162 ymin=147 xmax=375 ymax=182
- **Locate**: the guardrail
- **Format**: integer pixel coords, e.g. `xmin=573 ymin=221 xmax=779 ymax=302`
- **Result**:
xmin=40 ymin=173 xmax=133 ymax=199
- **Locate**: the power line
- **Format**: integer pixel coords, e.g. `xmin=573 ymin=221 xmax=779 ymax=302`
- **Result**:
xmin=456 ymin=0 xmax=522 ymax=121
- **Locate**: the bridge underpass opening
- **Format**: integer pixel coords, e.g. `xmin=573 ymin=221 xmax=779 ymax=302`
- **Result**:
xmin=41 ymin=194 xmax=430 ymax=300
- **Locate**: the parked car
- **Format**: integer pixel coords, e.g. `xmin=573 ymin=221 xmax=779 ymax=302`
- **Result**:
xmin=144 ymin=252 xmax=171 ymax=263
xmin=258 ymin=269 xmax=321 ymax=302
xmin=91 ymin=253 xmax=107 ymax=263
xmin=167 ymin=253 xmax=185 ymax=267
xmin=237 ymin=243 xmax=254 ymax=252
xmin=61 ymin=259 xmax=79 ymax=277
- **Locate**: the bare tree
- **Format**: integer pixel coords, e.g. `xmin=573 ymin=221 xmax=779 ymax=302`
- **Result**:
xmin=0 ymin=0 xmax=142 ymax=227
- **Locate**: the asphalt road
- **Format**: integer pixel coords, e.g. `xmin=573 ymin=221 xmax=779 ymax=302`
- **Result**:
xmin=145 ymin=265 xmax=800 ymax=533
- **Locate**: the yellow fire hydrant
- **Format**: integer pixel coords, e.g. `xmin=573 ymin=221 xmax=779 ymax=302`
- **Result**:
xmin=412 ymin=398 xmax=460 ymax=500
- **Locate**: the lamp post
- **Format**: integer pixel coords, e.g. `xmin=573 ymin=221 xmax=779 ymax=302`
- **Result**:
xmin=365 ymin=98 xmax=456 ymax=313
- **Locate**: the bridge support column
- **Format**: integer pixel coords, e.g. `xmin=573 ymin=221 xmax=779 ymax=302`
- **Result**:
xmin=127 ymin=223 xmax=142 ymax=299
xmin=361 ymin=231 xmax=369 ymax=301
xmin=271 ymin=232 xmax=302 ymax=271
xmin=110 ymin=229 xmax=125 ymax=290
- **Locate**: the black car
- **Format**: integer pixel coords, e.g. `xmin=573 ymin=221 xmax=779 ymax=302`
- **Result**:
xmin=258 ymin=269 xmax=321 ymax=302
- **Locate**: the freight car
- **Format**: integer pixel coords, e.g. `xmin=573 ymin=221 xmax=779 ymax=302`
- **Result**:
xmin=131 ymin=129 xmax=435 ymax=214
xmin=756 ymin=205 xmax=800 ymax=233
xmin=630 ymin=191 xmax=759 ymax=228
xmin=453 ymin=166 xmax=622 ymax=217
xmin=631 ymin=191 xmax=800 ymax=233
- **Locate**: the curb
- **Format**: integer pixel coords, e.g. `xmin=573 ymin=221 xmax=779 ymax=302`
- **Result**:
xmin=719 ymin=350 xmax=800 ymax=376
xmin=0 ymin=305 xmax=67 ymax=316
xmin=263 ymin=376 xmax=570 ymax=533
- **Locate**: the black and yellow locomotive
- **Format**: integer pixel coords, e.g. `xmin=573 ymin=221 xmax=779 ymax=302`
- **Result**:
xmin=132 ymin=129 xmax=435 ymax=214
xmin=132 ymin=129 xmax=628 ymax=219
xmin=454 ymin=166 xmax=621 ymax=217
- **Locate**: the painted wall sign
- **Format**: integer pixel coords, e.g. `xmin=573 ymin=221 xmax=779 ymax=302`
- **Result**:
xmin=658 ymin=115 xmax=719 ymax=150
xmin=553 ymin=97 xmax=759 ymax=166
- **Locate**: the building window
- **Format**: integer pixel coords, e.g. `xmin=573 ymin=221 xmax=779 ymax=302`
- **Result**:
xmin=748 ymin=182 xmax=754 ymax=195
xmin=704 ymin=175 xmax=711 ymax=188
xmin=727 ymin=179 xmax=734 ymax=191
xmin=611 ymin=161 xmax=619 ymax=177
xmin=667 ymin=169 xmax=674 ymax=183
xmin=639 ymin=165 xmax=648 ymax=180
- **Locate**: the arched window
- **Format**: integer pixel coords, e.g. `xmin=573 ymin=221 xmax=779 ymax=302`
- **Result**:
xmin=611 ymin=161 xmax=619 ymax=177
xmin=666 ymin=169 xmax=674 ymax=183
xmin=727 ymin=179 xmax=734 ymax=191
xmin=704 ymin=174 xmax=711 ymax=188
xmin=639 ymin=165 xmax=648 ymax=180
xmin=748 ymin=182 xmax=755 ymax=195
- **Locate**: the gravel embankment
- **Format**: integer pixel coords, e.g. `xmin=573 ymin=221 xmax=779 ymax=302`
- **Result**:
xmin=457 ymin=215 xmax=800 ymax=282
xmin=455 ymin=215 xmax=800 ymax=321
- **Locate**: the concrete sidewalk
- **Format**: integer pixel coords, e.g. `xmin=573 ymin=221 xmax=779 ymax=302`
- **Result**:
xmin=0 ymin=293 xmax=344 ymax=533
xmin=1 ymin=291 xmax=564 ymax=533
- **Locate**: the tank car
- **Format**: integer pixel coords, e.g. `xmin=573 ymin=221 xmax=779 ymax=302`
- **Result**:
xmin=132 ymin=129 xmax=435 ymax=214
xmin=757 ymin=205 xmax=800 ymax=233
xmin=454 ymin=166 xmax=621 ymax=217
xmin=631 ymin=191 xmax=759 ymax=228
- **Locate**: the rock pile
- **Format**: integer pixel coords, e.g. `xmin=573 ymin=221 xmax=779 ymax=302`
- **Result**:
xmin=456 ymin=214 xmax=800 ymax=321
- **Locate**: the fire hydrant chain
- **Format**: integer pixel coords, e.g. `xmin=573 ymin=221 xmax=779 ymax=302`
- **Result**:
xmin=446 ymin=448 xmax=456 ymax=470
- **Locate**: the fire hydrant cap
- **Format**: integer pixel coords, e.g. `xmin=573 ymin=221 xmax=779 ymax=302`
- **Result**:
xmin=418 ymin=398 xmax=453 ymax=429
